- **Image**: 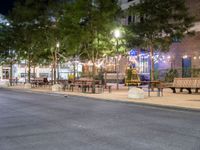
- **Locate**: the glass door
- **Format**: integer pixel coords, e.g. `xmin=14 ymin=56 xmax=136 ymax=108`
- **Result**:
xmin=3 ymin=69 xmax=9 ymax=79
xmin=182 ymin=57 xmax=191 ymax=77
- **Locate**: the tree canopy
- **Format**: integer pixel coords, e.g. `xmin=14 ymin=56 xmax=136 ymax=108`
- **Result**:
xmin=0 ymin=0 xmax=195 ymax=84
xmin=127 ymin=0 xmax=194 ymax=80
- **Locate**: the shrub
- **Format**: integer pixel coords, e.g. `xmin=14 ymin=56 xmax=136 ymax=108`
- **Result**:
xmin=165 ymin=69 xmax=179 ymax=82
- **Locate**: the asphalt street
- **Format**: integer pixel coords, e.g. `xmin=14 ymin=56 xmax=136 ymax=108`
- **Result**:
xmin=0 ymin=88 xmax=200 ymax=150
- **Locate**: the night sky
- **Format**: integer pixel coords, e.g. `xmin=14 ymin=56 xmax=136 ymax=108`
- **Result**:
xmin=0 ymin=0 xmax=15 ymax=15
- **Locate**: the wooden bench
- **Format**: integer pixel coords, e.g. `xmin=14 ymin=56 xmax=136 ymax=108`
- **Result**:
xmin=169 ymin=78 xmax=200 ymax=94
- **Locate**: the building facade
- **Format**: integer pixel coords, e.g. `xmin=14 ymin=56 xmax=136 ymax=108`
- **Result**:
xmin=118 ymin=0 xmax=200 ymax=79
xmin=1 ymin=0 xmax=200 ymax=83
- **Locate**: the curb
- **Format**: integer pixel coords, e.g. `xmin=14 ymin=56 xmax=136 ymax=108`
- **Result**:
xmin=3 ymin=87 xmax=68 ymax=97
xmin=68 ymin=94 xmax=200 ymax=112
xmin=3 ymin=87 xmax=200 ymax=112
xmin=68 ymin=95 xmax=200 ymax=113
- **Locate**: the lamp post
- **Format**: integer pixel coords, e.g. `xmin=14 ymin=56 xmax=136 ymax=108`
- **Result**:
xmin=114 ymin=29 xmax=121 ymax=90
xmin=56 ymin=42 xmax=60 ymax=83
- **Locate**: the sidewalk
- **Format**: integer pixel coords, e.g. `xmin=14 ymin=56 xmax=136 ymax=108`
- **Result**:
xmin=7 ymin=84 xmax=200 ymax=110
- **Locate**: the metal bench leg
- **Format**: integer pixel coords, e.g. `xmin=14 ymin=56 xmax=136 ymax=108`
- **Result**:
xmin=109 ymin=86 xmax=111 ymax=93
xmin=148 ymin=88 xmax=150 ymax=97
xmin=186 ymin=88 xmax=192 ymax=94
xmin=157 ymin=88 xmax=163 ymax=97
xmin=171 ymin=88 xmax=176 ymax=93
xmin=157 ymin=88 xmax=160 ymax=97
xmin=70 ymin=85 xmax=74 ymax=92
xmin=99 ymin=86 xmax=103 ymax=93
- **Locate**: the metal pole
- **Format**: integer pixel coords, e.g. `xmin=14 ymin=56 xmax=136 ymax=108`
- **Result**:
xmin=54 ymin=50 xmax=57 ymax=84
xmin=25 ymin=59 xmax=27 ymax=83
xmin=116 ymin=39 xmax=119 ymax=90
xmin=57 ymin=47 xmax=59 ymax=82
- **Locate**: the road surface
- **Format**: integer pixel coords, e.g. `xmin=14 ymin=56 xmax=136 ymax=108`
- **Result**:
xmin=0 ymin=88 xmax=200 ymax=150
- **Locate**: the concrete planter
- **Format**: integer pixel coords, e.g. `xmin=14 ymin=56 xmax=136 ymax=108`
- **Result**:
xmin=128 ymin=87 xmax=145 ymax=99
xmin=24 ymin=83 xmax=32 ymax=89
xmin=52 ymin=84 xmax=62 ymax=92
xmin=0 ymin=81 xmax=10 ymax=88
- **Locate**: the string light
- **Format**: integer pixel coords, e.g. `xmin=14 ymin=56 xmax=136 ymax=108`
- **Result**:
xmin=183 ymin=55 xmax=188 ymax=59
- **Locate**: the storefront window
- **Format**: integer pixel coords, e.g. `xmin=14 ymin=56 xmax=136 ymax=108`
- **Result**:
xmin=139 ymin=56 xmax=149 ymax=73
xmin=3 ymin=69 xmax=9 ymax=79
xmin=182 ymin=57 xmax=192 ymax=77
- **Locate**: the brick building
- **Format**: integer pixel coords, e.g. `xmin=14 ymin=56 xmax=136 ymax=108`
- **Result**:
xmin=119 ymin=0 xmax=200 ymax=78
xmin=169 ymin=0 xmax=200 ymax=77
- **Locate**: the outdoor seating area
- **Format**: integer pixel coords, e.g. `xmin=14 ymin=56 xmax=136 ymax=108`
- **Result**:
xmin=30 ymin=78 xmax=49 ymax=88
xmin=169 ymin=78 xmax=200 ymax=94
xmin=6 ymin=76 xmax=200 ymax=97
xmin=4 ymin=77 xmax=109 ymax=94
xmin=8 ymin=77 xmax=200 ymax=97
xmin=27 ymin=78 xmax=112 ymax=94
xmin=67 ymin=79 xmax=112 ymax=94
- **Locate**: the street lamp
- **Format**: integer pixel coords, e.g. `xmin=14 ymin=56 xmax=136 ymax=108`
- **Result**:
xmin=56 ymin=42 xmax=60 ymax=83
xmin=114 ymin=29 xmax=121 ymax=90
xmin=114 ymin=29 xmax=121 ymax=38
xmin=56 ymin=42 xmax=60 ymax=48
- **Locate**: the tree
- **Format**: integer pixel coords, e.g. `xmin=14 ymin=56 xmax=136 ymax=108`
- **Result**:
xmin=127 ymin=0 xmax=194 ymax=80
xmin=9 ymin=0 xmax=54 ymax=83
xmin=40 ymin=1 xmax=68 ymax=84
xmin=0 ymin=20 xmax=18 ymax=86
xmin=61 ymin=0 xmax=121 ymax=79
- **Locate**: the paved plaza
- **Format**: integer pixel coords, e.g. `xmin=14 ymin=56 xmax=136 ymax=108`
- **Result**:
xmin=8 ymin=84 xmax=200 ymax=110
xmin=0 ymin=88 xmax=200 ymax=150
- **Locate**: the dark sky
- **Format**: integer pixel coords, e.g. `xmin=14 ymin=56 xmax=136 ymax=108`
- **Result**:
xmin=0 ymin=0 xmax=15 ymax=15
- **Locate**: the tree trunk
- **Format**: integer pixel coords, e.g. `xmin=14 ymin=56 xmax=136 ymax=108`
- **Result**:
xmin=149 ymin=45 xmax=155 ymax=81
xmin=53 ymin=52 xmax=56 ymax=84
xmin=92 ymin=62 xmax=96 ymax=93
xmin=28 ymin=54 xmax=31 ymax=83
xmin=9 ymin=62 xmax=13 ymax=86
xmin=73 ymin=61 xmax=76 ymax=82
xmin=104 ymin=69 xmax=107 ymax=86
xmin=57 ymin=54 xmax=59 ymax=81
xmin=33 ymin=65 xmax=36 ymax=79
xmin=51 ymin=64 xmax=54 ymax=84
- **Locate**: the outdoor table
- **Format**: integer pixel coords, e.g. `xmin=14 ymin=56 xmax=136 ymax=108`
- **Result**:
xmin=31 ymin=79 xmax=43 ymax=87
xmin=146 ymin=81 xmax=163 ymax=97
xmin=70 ymin=79 xmax=101 ymax=93
xmin=9 ymin=78 xmax=18 ymax=85
xmin=31 ymin=78 xmax=49 ymax=87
